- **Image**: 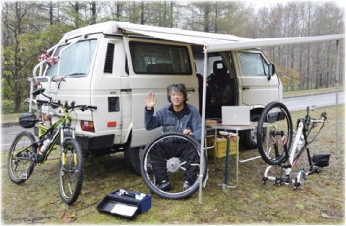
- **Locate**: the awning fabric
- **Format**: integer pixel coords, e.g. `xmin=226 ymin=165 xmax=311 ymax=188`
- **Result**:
xmin=114 ymin=22 xmax=344 ymax=51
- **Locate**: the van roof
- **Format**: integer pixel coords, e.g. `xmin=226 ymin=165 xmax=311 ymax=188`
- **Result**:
xmin=62 ymin=21 xmax=249 ymax=46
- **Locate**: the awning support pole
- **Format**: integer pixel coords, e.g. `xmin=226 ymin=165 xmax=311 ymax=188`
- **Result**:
xmin=335 ymin=40 xmax=340 ymax=158
xmin=199 ymin=45 xmax=208 ymax=205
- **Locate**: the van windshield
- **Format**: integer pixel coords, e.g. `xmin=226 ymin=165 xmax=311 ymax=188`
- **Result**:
xmin=129 ymin=41 xmax=192 ymax=75
xmin=45 ymin=39 xmax=97 ymax=78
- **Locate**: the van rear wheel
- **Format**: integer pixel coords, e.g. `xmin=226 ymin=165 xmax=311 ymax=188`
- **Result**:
xmin=124 ymin=147 xmax=142 ymax=175
xmin=242 ymin=113 xmax=260 ymax=149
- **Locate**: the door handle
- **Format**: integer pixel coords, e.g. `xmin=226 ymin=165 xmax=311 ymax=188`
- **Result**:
xmin=187 ymin=89 xmax=195 ymax=92
xmin=242 ymin=87 xmax=250 ymax=90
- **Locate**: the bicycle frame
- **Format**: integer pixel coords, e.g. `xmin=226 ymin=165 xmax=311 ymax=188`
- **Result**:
xmin=263 ymin=107 xmax=326 ymax=189
xmin=13 ymin=107 xmax=74 ymax=165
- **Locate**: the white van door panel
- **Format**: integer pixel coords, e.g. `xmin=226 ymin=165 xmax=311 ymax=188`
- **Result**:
xmin=90 ymin=37 xmax=126 ymax=144
xmin=236 ymin=51 xmax=279 ymax=106
xmin=124 ymin=38 xmax=199 ymax=147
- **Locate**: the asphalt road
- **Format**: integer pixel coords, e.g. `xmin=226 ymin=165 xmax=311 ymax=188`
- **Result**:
xmin=283 ymin=91 xmax=344 ymax=112
xmin=1 ymin=126 xmax=35 ymax=151
xmin=1 ymin=92 xmax=344 ymax=151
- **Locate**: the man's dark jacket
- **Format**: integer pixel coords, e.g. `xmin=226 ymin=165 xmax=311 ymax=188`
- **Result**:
xmin=144 ymin=103 xmax=202 ymax=141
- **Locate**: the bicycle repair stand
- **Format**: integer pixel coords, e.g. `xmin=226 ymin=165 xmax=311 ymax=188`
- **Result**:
xmin=262 ymin=147 xmax=330 ymax=190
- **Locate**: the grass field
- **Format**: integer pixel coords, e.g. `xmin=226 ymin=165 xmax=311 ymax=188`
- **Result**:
xmin=1 ymin=104 xmax=344 ymax=224
xmin=283 ymin=84 xmax=344 ymax=98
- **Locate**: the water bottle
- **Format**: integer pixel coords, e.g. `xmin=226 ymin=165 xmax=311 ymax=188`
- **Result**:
xmin=39 ymin=139 xmax=52 ymax=156
xmin=296 ymin=135 xmax=304 ymax=153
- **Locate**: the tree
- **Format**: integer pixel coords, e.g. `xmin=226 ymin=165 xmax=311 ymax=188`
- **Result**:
xmin=2 ymin=0 xmax=70 ymax=112
xmin=276 ymin=65 xmax=300 ymax=91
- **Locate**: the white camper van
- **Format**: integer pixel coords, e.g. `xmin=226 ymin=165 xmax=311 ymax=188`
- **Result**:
xmin=34 ymin=22 xmax=282 ymax=174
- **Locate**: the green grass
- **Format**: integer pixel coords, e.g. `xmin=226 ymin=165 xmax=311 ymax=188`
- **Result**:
xmin=1 ymin=113 xmax=23 ymax=123
xmin=1 ymin=104 xmax=344 ymax=224
xmin=283 ymin=83 xmax=344 ymax=98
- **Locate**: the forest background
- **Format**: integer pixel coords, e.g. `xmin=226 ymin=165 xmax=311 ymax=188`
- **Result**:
xmin=1 ymin=1 xmax=345 ymax=113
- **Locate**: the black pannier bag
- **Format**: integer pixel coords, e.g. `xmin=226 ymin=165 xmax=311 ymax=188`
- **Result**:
xmin=267 ymin=111 xmax=286 ymax=123
xmin=312 ymin=153 xmax=331 ymax=167
xmin=18 ymin=112 xmax=37 ymax=128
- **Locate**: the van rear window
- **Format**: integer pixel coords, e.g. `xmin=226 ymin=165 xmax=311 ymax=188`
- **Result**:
xmin=45 ymin=39 xmax=97 ymax=78
xmin=129 ymin=41 xmax=192 ymax=75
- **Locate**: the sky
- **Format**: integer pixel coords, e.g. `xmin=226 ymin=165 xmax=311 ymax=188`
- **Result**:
xmin=247 ymin=0 xmax=346 ymax=8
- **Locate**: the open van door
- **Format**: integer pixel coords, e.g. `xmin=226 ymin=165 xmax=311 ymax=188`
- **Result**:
xmin=236 ymin=51 xmax=279 ymax=106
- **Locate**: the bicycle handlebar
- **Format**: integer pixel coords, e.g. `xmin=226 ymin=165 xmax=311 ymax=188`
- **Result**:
xmin=25 ymin=95 xmax=97 ymax=111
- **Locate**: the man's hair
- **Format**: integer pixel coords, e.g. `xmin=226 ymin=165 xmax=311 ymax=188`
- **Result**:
xmin=167 ymin=83 xmax=188 ymax=103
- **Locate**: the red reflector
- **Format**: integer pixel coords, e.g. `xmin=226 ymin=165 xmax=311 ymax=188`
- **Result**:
xmin=81 ymin=120 xmax=95 ymax=132
xmin=107 ymin=122 xmax=116 ymax=127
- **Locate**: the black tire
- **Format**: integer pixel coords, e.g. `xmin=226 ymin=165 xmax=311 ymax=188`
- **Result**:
xmin=58 ymin=139 xmax=84 ymax=205
xmin=242 ymin=113 xmax=261 ymax=149
xmin=124 ymin=147 xmax=142 ymax=175
xmin=257 ymin=101 xmax=293 ymax=165
xmin=140 ymin=132 xmax=207 ymax=199
xmin=8 ymin=131 xmax=36 ymax=184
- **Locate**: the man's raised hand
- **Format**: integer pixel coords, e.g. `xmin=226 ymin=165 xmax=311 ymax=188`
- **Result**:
xmin=146 ymin=91 xmax=157 ymax=110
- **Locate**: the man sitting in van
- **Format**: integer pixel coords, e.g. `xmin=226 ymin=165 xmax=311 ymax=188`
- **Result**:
xmin=144 ymin=83 xmax=202 ymax=191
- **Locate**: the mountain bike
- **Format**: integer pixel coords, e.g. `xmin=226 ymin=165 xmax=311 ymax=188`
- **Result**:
xmin=8 ymin=87 xmax=97 ymax=205
xmin=256 ymin=102 xmax=329 ymax=190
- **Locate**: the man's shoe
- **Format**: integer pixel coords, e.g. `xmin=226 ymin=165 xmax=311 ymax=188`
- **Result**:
xmin=183 ymin=181 xmax=191 ymax=191
xmin=157 ymin=180 xmax=172 ymax=192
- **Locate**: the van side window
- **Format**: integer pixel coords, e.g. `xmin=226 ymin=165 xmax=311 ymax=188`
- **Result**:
xmin=129 ymin=41 xmax=192 ymax=75
xmin=238 ymin=52 xmax=269 ymax=76
xmin=46 ymin=39 xmax=97 ymax=78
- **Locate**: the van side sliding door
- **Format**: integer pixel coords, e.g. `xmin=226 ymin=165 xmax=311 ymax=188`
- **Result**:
xmin=123 ymin=37 xmax=199 ymax=147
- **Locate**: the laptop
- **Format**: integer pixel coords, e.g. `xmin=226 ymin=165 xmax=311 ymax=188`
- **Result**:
xmin=222 ymin=106 xmax=251 ymax=126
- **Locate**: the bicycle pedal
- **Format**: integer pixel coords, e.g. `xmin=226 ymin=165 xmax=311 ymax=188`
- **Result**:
xmin=19 ymin=172 xmax=28 ymax=179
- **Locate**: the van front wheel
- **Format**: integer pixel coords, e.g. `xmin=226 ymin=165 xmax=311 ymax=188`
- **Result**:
xmin=124 ymin=147 xmax=142 ymax=176
xmin=242 ymin=113 xmax=260 ymax=149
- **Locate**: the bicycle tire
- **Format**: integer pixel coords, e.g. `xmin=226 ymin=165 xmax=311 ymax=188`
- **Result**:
xmin=58 ymin=139 xmax=84 ymax=205
xmin=140 ymin=132 xmax=207 ymax=199
xmin=257 ymin=101 xmax=293 ymax=165
xmin=8 ymin=131 xmax=36 ymax=184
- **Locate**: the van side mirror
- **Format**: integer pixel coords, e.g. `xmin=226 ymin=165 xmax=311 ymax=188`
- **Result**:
xmin=267 ymin=63 xmax=275 ymax=81
xmin=268 ymin=63 xmax=275 ymax=76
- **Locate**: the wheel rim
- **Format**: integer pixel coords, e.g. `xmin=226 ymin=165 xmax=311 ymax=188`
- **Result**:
xmin=60 ymin=145 xmax=78 ymax=199
xmin=10 ymin=135 xmax=32 ymax=180
xmin=143 ymin=135 xmax=203 ymax=197
xmin=250 ymin=128 xmax=257 ymax=143
xmin=262 ymin=106 xmax=292 ymax=162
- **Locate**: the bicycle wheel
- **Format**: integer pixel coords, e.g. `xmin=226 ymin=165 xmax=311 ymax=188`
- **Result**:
xmin=58 ymin=139 xmax=84 ymax=205
xmin=257 ymin=101 xmax=293 ymax=165
xmin=8 ymin=131 xmax=36 ymax=184
xmin=140 ymin=132 xmax=207 ymax=199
